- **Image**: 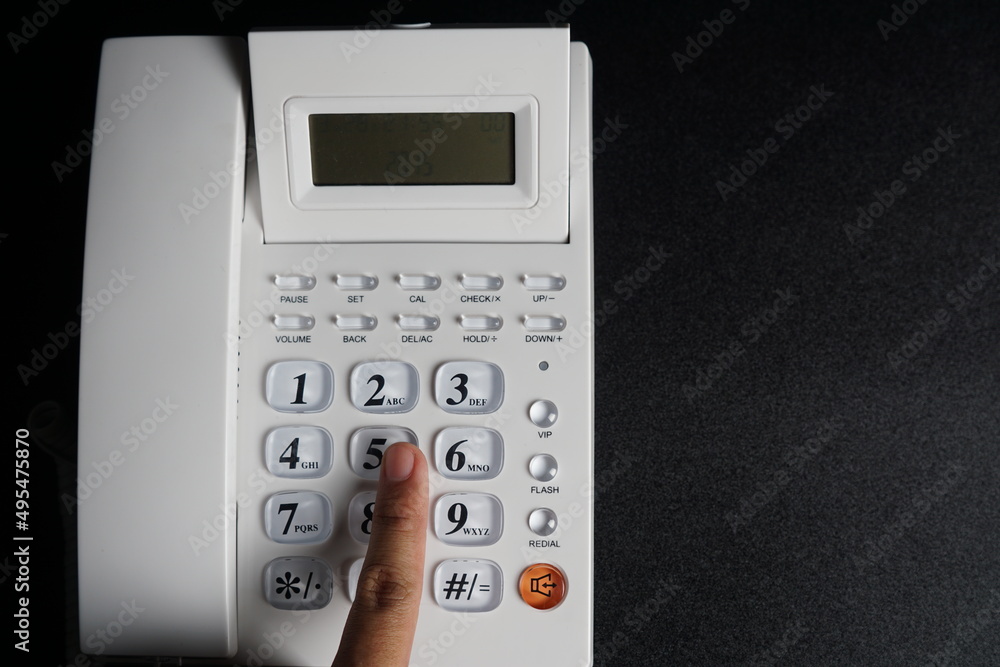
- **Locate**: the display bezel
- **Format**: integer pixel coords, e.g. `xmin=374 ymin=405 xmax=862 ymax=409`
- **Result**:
xmin=285 ymin=95 xmax=538 ymax=210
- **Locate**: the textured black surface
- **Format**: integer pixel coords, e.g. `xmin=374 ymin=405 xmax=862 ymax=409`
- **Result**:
xmin=8 ymin=0 xmax=999 ymax=665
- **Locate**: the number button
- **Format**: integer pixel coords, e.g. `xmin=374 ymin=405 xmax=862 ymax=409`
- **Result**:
xmin=265 ymin=361 xmax=334 ymax=413
xmin=434 ymin=362 xmax=504 ymax=414
xmin=433 ymin=559 xmax=503 ymax=612
xmin=264 ymin=491 xmax=332 ymax=544
xmin=264 ymin=557 xmax=332 ymax=610
xmin=350 ymin=362 xmax=419 ymax=414
xmin=349 ymin=427 xmax=418 ymax=479
xmin=348 ymin=491 xmax=377 ymax=544
xmin=434 ymin=493 xmax=503 ymax=546
xmin=434 ymin=428 xmax=504 ymax=480
xmin=264 ymin=426 xmax=333 ymax=478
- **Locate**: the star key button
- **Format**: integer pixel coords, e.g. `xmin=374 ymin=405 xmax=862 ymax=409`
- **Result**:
xmin=519 ymin=563 xmax=567 ymax=610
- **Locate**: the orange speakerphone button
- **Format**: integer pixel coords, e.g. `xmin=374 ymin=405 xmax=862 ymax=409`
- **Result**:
xmin=519 ymin=563 xmax=567 ymax=610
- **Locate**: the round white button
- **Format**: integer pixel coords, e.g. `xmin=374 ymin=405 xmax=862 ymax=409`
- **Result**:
xmin=528 ymin=508 xmax=558 ymax=536
xmin=529 ymin=454 xmax=558 ymax=482
xmin=529 ymin=400 xmax=558 ymax=427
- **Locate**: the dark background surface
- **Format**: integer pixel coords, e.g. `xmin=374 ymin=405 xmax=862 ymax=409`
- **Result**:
xmin=7 ymin=0 xmax=999 ymax=665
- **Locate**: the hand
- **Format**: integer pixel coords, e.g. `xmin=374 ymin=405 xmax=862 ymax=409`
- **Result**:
xmin=333 ymin=442 xmax=429 ymax=667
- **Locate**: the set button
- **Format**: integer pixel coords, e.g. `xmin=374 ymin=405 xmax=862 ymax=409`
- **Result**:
xmin=335 ymin=274 xmax=378 ymax=290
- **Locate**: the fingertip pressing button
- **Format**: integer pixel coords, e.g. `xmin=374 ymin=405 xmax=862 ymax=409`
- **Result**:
xmin=529 ymin=400 xmax=558 ymax=427
xmin=529 ymin=454 xmax=558 ymax=482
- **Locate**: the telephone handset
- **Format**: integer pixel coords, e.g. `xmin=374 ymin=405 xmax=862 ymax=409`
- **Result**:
xmin=78 ymin=26 xmax=593 ymax=666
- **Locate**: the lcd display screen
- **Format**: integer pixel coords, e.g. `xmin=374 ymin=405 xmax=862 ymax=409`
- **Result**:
xmin=308 ymin=112 xmax=515 ymax=186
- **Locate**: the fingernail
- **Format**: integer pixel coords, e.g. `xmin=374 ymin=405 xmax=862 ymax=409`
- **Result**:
xmin=385 ymin=444 xmax=415 ymax=481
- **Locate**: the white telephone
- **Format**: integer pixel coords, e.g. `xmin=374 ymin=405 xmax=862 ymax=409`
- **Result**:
xmin=78 ymin=25 xmax=593 ymax=666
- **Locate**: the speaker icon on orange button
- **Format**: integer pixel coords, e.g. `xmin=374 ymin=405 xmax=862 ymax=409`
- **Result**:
xmin=519 ymin=563 xmax=567 ymax=610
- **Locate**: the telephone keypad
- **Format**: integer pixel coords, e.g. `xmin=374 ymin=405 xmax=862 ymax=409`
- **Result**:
xmin=433 ymin=559 xmax=503 ymax=612
xmin=349 ymin=361 xmax=419 ymax=414
xmin=264 ymin=491 xmax=333 ymax=544
xmin=265 ymin=426 xmax=333 ymax=478
xmin=434 ymin=427 xmax=504 ymax=480
xmin=434 ymin=361 xmax=504 ymax=414
xmin=348 ymin=426 xmax=418 ymax=480
xmin=347 ymin=491 xmax=378 ymax=544
xmin=433 ymin=493 xmax=503 ymax=546
xmin=263 ymin=557 xmax=334 ymax=610
xmin=265 ymin=361 xmax=334 ymax=413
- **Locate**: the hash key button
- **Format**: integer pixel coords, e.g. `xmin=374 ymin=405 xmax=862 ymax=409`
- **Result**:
xmin=434 ymin=559 xmax=503 ymax=613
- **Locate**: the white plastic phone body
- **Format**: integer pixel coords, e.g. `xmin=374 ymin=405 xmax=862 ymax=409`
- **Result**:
xmin=78 ymin=26 xmax=593 ymax=667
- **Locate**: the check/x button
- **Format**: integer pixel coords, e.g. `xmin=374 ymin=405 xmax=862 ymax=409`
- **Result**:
xmin=523 ymin=315 xmax=566 ymax=332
